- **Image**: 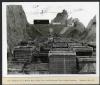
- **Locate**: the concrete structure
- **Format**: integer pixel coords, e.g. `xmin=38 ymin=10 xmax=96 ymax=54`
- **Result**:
xmin=48 ymin=51 xmax=77 ymax=74
xmin=72 ymin=46 xmax=93 ymax=56
xmin=13 ymin=46 xmax=36 ymax=63
xmin=52 ymin=42 xmax=68 ymax=48
xmin=12 ymin=37 xmax=96 ymax=74
xmin=77 ymin=57 xmax=96 ymax=74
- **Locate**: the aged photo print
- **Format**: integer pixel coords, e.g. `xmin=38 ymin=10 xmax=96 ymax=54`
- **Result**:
xmin=2 ymin=2 xmax=99 ymax=75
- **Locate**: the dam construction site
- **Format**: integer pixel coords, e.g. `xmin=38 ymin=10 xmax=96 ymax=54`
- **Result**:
xmin=7 ymin=6 xmax=96 ymax=74
xmin=8 ymin=36 xmax=96 ymax=74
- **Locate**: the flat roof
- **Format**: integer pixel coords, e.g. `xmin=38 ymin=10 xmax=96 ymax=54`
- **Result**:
xmin=78 ymin=57 xmax=96 ymax=62
xmin=49 ymin=51 xmax=76 ymax=56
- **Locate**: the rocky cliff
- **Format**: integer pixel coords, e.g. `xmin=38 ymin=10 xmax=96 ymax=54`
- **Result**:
xmin=51 ymin=9 xmax=68 ymax=24
xmin=7 ymin=5 xmax=30 ymax=52
xmin=80 ymin=16 xmax=96 ymax=42
xmin=7 ymin=5 xmax=41 ymax=52
xmin=51 ymin=10 xmax=85 ymax=39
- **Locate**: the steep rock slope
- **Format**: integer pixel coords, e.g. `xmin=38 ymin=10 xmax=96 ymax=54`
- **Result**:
xmin=62 ymin=18 xmax=85 ymax=39
xmin=81 ymin=16 xmax=96 ymax=42
xmin=51 ymin=9 xmax=68 ymax=24
xmin=51 ymin=10 xmax=85 ymax=38
xmin=7 ymin=5 xmax=41 ymax=52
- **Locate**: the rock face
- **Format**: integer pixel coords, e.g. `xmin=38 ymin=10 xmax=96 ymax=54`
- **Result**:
xmin=86 ymin=16 xmax=96 ymax=42
xmin=81 ymin=16 xmax=96 ymax=42
xmin=7 ymin=5 xmax=29 ymax=51
xmin=51 ymin=10 xmax=85 ymax=39
xmin=7 ymin=5 xmax=41 ymax=52
xmin=51 ymin=9 xmax=68 ymax=24
xmin=51 ymin=9 xmax=96 ymax=41
xmin=62 ymin=18 xmax=85 ymax=39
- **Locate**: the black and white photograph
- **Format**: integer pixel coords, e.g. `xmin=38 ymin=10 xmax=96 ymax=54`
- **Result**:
xmin=2 ymin=2 xmax=99 ymax=75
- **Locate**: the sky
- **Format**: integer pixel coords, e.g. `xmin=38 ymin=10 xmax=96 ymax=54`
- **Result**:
xmin=22 ymin=2 xmax=99 ymax=27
